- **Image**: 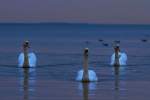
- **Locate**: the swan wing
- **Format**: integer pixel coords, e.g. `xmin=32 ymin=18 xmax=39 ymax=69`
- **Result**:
xmin=76 ymin=69 xmax=98 ymax=81
xmin=18 ymin=53 xmax=24 ymax=67
xmin=120 ymin=53 xmax=127 ymax=65
xmin=88 ymin=70 xmax=98 ymax=81
xmin=28 ymin=53 xmax=37 ymax=67
xmin=76 ymin=70 xmax=83 ymax=81
xmin=110 ymin=53 xmax=115 ymax=65
xmin=110 ymin=52 xmax=127 ymax=65
xmin=122 ymin=53 xmax=127 ymax=61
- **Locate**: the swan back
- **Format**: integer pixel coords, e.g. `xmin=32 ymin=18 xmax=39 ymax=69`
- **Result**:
xmin=76 ymin=69 xmax=98 ymax=82
xmin=110 ymin=52 xmax=127 ymax=65
xmin=18 ymin=52 xmax=37 ymax=67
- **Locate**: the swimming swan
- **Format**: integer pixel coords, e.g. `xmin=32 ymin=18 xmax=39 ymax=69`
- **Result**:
xmin=76 ymin=48 xmax=98 ymax=82
xmin=110 ymin=43 xmax=127 ymax=66
xmin=18 ymin=41 xmax=37 ymax=67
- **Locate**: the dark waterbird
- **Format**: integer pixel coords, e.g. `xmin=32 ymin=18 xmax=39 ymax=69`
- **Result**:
xmin=114 ymin=40 xmax=120 ymax=44
xmin=141 ymin=39 xmax=148 ymax=42
xmin=98 ymin=39 xmax=109 ymax=47
xmin=98 ymin=39 xmax=103 ymax=42
xmin=102 ymin=43 xmax=109 ymax=47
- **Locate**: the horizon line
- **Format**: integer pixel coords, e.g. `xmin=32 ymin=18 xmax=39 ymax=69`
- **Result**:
xmin=0 ymin=22 xmax=150 ymax=25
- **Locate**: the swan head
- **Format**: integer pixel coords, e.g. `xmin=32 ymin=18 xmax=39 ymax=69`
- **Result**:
xmin=113 ymin=43 xmax=120 ymax=53
xmin=23 ymin=40 xmax=30 ymax=51
xmin=84 ymin=48 xmax=89 ymax=56
xmin=114 ymin=46 xmax=120 ymax=53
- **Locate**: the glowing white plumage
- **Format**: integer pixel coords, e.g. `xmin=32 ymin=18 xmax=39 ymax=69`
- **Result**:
xmin=76 ymin=48 xmax=98 ymax=82
xmin=110 ymin=52 xmax=127 ymax=66
xmin=18 ymin=52 xmax=37 ymax=67
xmin=76 ymin=69 xmax=98 ymax=81
xmin=18 ymin=41 xmax=37 ymax=67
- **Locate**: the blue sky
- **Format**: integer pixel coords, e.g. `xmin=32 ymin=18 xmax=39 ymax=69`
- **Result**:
xmin=0 ymin=0 xmax=149 ymax=24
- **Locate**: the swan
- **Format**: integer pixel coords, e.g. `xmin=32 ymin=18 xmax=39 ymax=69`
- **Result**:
xmin=18 ymin=41 xmax=37 ymax=67
xmin=110 ymin=43 xmax=127 ymax=66
xmin=76 ymin=48 xmax=98 ymax=82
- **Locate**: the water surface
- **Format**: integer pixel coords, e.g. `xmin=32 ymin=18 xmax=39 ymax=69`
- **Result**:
xmin=0 ymin=23 xmax=150 ymax=100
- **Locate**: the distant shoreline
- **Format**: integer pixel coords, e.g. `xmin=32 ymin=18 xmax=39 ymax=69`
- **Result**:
xmin=0 ymin=22 xmax=150 ymax=26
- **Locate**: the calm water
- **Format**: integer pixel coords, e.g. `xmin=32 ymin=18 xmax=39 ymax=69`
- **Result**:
xmin=0 ymin=23 xmax=150 ymax=100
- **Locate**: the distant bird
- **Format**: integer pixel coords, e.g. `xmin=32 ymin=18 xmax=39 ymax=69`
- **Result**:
xmin=76 ymin=48 xmax=98 ymax=82
xmin=110 ymin=43 xmax=127 ymax=66
xmin=114 ymin=40 xmax=120 ymax=44
xmin=102 ymin=43 xmax=109 ymax=47
xmin=98 ymin=39 xmax=103 ymax=42
xmin=18 ymin=41 xmax=37 ymax=68
xmin=141 ymin=39 xmax=148 ymax=42
xmin=98 ymin=39 xmax=109 ymax=47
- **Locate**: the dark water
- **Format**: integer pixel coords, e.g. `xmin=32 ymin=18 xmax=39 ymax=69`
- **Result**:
xmin=0 ymin=23 xmax=150 ymax=100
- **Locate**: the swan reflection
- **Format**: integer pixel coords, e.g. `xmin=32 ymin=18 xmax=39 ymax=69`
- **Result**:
xmin=114 ymin=66 xmax=120 ymax=90
xmin=78 ymin=82 xmax=97 ymax=100
xmin=112 ymin=65 xmax=126 ymax=90
xmin=19 ymin=67 xmax=36 ymax=100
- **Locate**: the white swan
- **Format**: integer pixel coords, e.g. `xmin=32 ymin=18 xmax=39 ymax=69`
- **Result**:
xmin=110 ymin=44 xmax=127 ymax=66
xmin=18 ymin=41 xmax=37 ymax=67
xmin=76 ymin=48 xmax=98 ymax=82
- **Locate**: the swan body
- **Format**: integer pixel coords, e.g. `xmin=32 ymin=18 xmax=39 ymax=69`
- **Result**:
xmin=110 ymin=52 xmax=127 ymax=66
xmin=18 ymin=52 xmax=37 ymax=67
xmin=76 ymin=69 xmax=98 ymax=81
xmin=76 ymin=48 xmax=98 ymax=82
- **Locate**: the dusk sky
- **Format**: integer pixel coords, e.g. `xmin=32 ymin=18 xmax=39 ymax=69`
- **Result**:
xmin=0 ymin=0 xmax=150 ymax=24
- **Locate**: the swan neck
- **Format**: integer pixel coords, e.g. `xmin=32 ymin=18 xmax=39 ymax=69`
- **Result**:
xmin=82 ymin=53 xmax=89 ymax=82
xmin=23 ymin=49 xmax=29 ymax=67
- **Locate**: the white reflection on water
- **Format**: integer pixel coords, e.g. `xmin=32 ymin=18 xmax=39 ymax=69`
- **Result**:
xmin=113 ymin=65 xmax=127 ymax=100
xmin=114 ymin=66 xmax=120 ymax=91
xmin=78 ymin=82 xmax=97 ymax=100
xmin=112 ymin=65 xmax=126 ymax=90
xmin=18 ymin=68 xmax=36 ymax=100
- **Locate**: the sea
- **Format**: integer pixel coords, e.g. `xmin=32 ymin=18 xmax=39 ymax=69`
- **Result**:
xmin=0 ymin=23 xmax=150 ymax=100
